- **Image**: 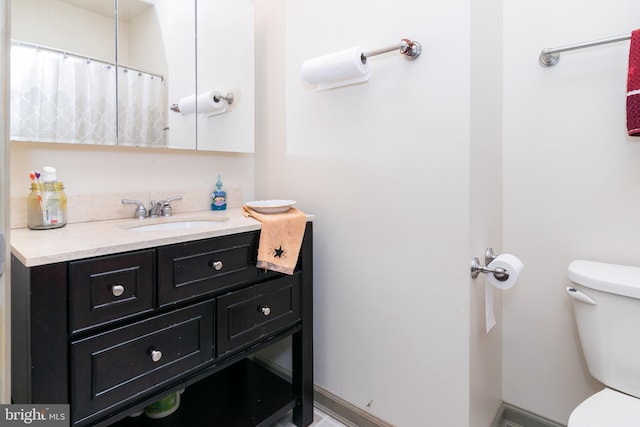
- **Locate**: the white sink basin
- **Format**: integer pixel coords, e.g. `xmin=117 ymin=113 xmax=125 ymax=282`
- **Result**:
xmin=129 ymin=219 xmax=227 ymax=231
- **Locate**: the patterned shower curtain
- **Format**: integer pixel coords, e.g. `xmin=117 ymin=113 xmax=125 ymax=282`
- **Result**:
xmin=117 ymin=66 xmax=167 ymax=147
xmin=10 ymin=43 xmax=167 ymax=147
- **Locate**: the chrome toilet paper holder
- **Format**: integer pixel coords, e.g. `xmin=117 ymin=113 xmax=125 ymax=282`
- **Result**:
xmin=470 ymin=248 xmax=509 ymax=281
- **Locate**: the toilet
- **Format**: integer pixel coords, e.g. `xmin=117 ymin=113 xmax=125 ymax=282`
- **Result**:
xmin=566 ymin=260 xmax=640 ymax=426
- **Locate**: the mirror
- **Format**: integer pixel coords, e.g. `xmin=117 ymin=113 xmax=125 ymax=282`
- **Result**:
xmin=10 ymin=0 xmax=254 ymax=152
xmin=116 ymin=0 xmax=173 ymax=148
xmin=195 ymin=0 xmax=254 ymax=152
xmin=10 ymin=0 xmax=118 ymax=145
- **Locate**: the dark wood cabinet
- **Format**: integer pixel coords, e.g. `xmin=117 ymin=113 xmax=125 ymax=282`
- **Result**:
xmin=156 ymin=232 xmax=258 ymax=307
xmin=11 ymin=224 xmax=313 ymax=427
xmin=216 ymin=273 xmax=301 ymax=357
xmin=69 ymin=249 xmax=155 ymax=333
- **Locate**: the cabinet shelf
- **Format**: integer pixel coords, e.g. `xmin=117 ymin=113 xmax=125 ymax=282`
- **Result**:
xmin=112 ymin=358 xmax=297 ymax=427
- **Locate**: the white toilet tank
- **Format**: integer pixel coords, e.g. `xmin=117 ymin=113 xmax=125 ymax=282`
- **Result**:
xmin=568 ymin=260 xmax=640 ymax=398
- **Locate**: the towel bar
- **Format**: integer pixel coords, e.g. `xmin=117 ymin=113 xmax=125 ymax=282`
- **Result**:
xmin=539 ymin=34 xmax=631 ymax=66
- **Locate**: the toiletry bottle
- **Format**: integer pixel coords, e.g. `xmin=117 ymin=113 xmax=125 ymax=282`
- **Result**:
xmin=27 ymin=166 xmax=67 ymax=229
xmin=211 ymin=175 xmax=227 ymax=211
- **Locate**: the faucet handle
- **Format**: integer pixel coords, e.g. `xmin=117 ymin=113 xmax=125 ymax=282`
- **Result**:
xmin=160 ymin=196 xmax=182 ymax=217
xmin=121 ymin=199 xmax=147 ymax=219
xmin=164 ymin=196 xmax=182 ymax=204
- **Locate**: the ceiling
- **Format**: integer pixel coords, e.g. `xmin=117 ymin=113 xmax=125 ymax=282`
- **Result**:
xmin=57 ymin=0 xmax=153 ymax=21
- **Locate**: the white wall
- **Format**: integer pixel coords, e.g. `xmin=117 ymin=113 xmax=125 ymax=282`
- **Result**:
xmin=470 ymin=0 xmax=504 ymax=424
xmin=255 ymin=0 xmax=502 ymax=425
xmin=12 ymin=0 xmax=115 ymax=61
xmin=10 ymin=142 xmax=254 ymax=204
xmin=503 ymin=0 xmax=640 ymax=423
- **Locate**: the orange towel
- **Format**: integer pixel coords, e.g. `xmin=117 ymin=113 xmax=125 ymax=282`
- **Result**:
xmin=627 ymin=29 xmax=640 ymax=136
xmin=242 ymin=205 xmax=307 ymax=275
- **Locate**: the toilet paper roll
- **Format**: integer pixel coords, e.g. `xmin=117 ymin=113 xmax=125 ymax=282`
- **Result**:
xmin=177 ymin=91 xmax=228 ymax=115
xmin=485 ymin=254 xmax=524 ymax=333
xmin=486 ymin=254 xmax=524 ymax=290
xmin=301 ymin=46 xmax=371 ymax=91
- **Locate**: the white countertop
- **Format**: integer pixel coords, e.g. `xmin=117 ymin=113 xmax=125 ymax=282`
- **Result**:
xmin=11 ymin=208 xmax=295 ymax=267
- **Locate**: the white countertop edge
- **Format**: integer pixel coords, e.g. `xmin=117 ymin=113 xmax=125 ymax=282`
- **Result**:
xmin=11 ymin=208 xmax=314 ymax=267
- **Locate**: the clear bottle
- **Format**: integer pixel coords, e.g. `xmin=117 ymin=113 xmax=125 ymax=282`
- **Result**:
xmin=27 ymin=167 xmax=67 ymax=230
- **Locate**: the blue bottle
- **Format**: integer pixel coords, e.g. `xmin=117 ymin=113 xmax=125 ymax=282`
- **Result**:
xmin=211 ymin=175 xmax=227 ymax=210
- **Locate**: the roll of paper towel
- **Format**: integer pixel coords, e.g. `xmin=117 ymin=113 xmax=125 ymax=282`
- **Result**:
xmin=485 ymin=254 xmax=524 ymax=333
xmin=177 ymin=94 xmax=198 ymax=114
xmin=177 ymin=91 xmax=228 ymax=115
xmin=301 ymin=46 xmax=371 ymax=91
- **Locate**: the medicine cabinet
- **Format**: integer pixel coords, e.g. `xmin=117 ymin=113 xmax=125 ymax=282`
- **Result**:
xmin=10 ymin=0 xmax=254 ymax=153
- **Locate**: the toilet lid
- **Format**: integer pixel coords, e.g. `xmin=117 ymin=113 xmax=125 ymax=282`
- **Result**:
xmin=569 ymin=388 xmax=640 ymax=426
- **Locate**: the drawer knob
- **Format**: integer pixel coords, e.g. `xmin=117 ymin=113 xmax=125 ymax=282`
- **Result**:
xmin=260 ymin=306 xmax=271 ymax=316
xmin=210 ymin=260 xmax=223 ymax=271
xmin=150 ymin=349 xmax=163 ymax=362
xmin=112 ymin=284 xmax=125 ymax=297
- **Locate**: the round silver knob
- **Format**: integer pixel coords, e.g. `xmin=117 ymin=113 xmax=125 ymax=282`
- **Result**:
xmin=210 ymin=260 xmax=223 ymax=271
xmin=112 ymin=284 xmax=125 ymax=297
xmin=260 ymin=306 xmax=271 ymax=316
xmin=150 ymin=349 xmax=162 ymax=362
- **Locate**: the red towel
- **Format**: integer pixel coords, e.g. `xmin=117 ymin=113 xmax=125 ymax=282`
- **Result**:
xmin=627 ymin=29 xmax=640 ymax=136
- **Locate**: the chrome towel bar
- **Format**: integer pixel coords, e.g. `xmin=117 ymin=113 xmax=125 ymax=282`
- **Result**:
xmin=539 ymin=33 xmax=631 ymax=66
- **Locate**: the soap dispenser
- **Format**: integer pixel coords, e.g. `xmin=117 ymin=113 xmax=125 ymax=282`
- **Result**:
xmin=211 ymin=175 xmax=227 ymax=211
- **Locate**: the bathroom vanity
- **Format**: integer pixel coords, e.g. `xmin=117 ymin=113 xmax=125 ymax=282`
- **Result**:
xmin=10 ymin=210 xmax=313 ymax=426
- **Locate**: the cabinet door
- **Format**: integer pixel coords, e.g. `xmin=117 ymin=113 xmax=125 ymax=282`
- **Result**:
xmin=216 ymin=273 xmax=301 ymax=357
xmin=10 ymin=0 xmax=117 ymax=145
xmin=71 ymin=301 xmax=213 ymax=424
xmin=69 ymin=250 xmax=155 ymax=334
xmin=196 ymin=0 xmax=255 ymax=152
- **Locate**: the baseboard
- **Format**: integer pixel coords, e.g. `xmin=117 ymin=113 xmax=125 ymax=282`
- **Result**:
xmin=254 ymin=356 xmax=567 ymax=427
xmin=313 ymin=384 xmax=394 ymax=427
xmin=492 ymin=402 xmax=566 ymax=427
xmin=253 ymin=355 xmax=394 ymax=427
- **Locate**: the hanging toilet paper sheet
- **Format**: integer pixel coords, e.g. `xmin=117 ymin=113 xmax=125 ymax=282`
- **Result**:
xmin=301 ymin=46 xmax=371 ymax=91
xmin=485 ymin=254 xmax=524 ymax=333
xmin=177 ymin=91 xmax=228 ymax=116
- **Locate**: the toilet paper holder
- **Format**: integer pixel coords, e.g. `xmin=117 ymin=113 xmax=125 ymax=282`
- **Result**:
xmin=213 ymin=92 xmax=234 ymax=105
xmin=170 ymin=92 xmax=234 ymax=113
xmin=470 ymin=248 xmax=509 ymax=281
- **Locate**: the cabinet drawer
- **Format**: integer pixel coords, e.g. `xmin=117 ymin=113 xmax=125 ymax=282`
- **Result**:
xmin=69 ymin=250 xmax=154 ymax=333
xmin=157 ymin=232 xmax=258 ymax=306
xmin=216 ymin=273 xmax=301 ymax=357
xmin=71 ymin=301 xmax=213 ymax=424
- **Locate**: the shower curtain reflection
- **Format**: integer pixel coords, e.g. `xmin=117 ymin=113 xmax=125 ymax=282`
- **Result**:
xmin=117 ymin=66 xmax=167 ymax=147
xmin=10 ymin=43 xmax=117 ymax=145
xmin=10 ymin=42 xmax=168 ymax=147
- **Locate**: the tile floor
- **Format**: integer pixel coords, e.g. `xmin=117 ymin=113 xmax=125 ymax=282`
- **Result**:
xmin=272 ymin=407 xmax=349 ymax=427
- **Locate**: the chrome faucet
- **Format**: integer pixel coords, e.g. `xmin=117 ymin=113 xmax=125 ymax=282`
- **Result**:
xmin=121 ymin=199 xmax=147 ymax=219
xmin=122 ymin=196 xmax=182 ymax=219
xmin=148 ymin=196 xmax=182 ymax=218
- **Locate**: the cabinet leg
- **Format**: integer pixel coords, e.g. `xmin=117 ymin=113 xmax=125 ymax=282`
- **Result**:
xmin=293 ymin=223 xmax=314 ymax=427
xmin=292 ymin=330 xmax=313 ymax=426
